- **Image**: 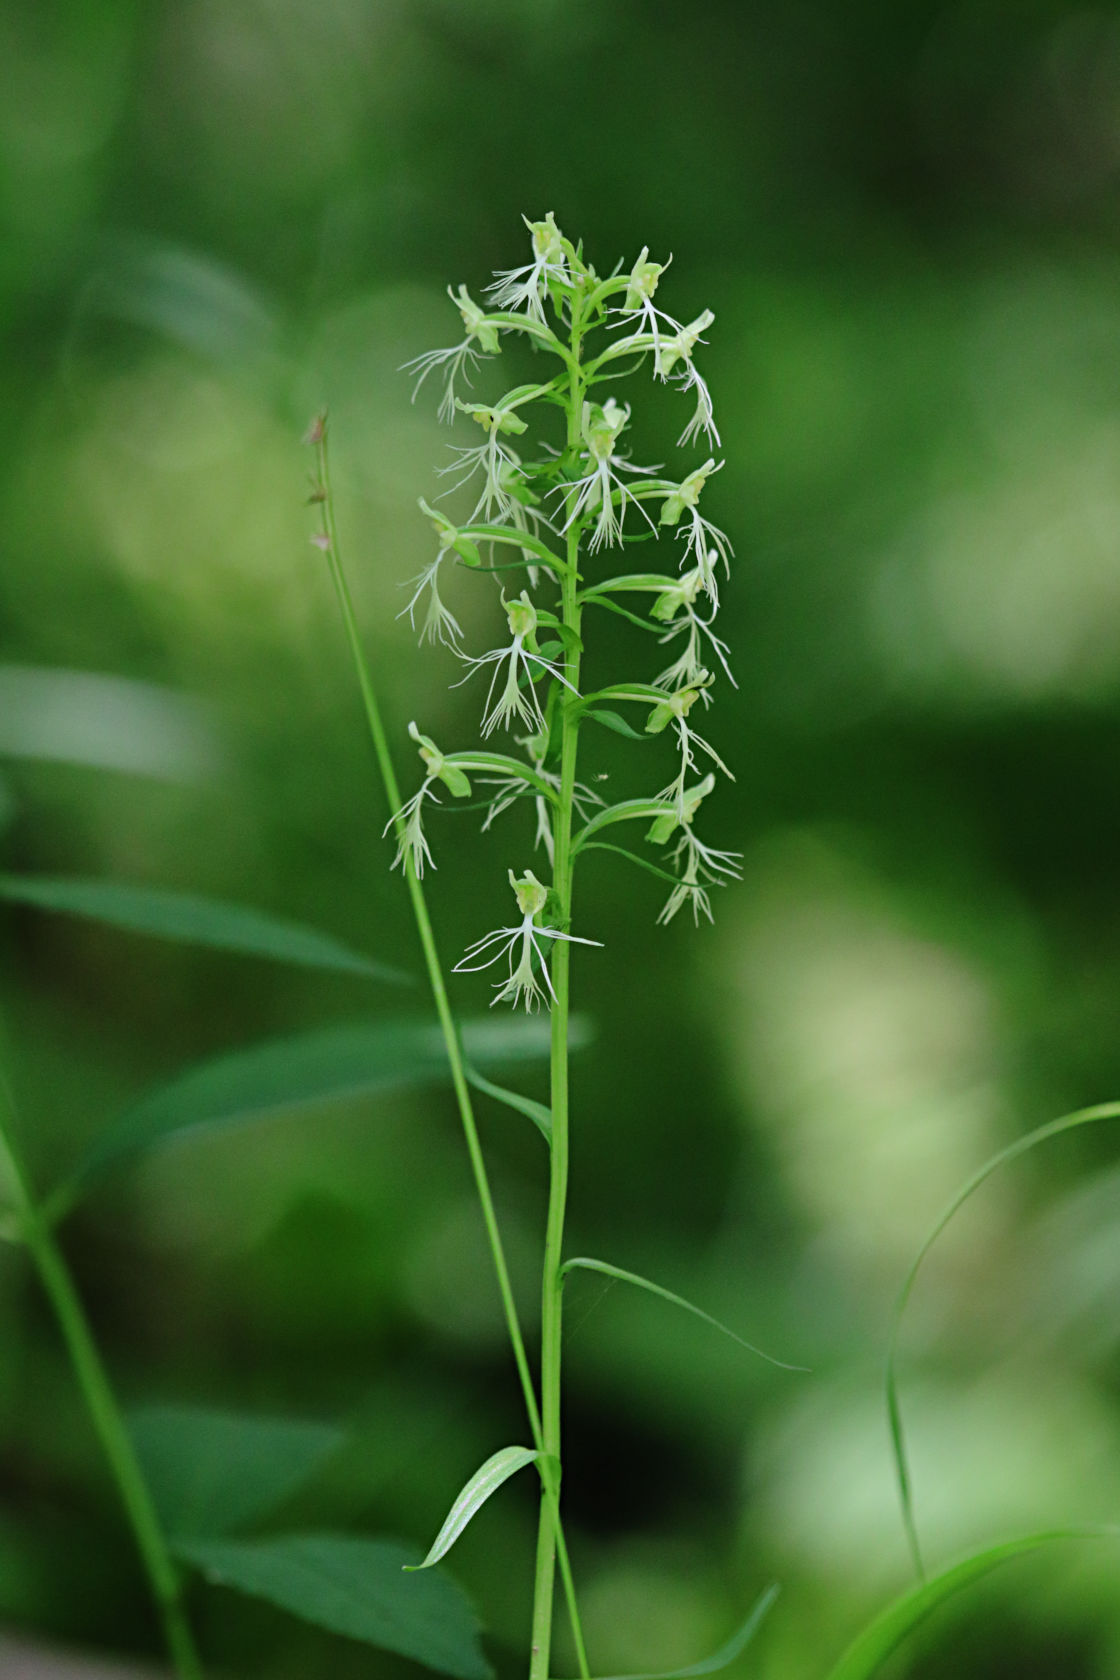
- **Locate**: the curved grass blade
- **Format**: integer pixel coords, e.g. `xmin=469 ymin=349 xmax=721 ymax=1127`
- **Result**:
xmin=175 ymin=1533 xmax=491 ymax=1679
xmin=561 ymin=1258 xmax=807 ymax=1372
xmin=886 ymin=1100 xmax=1120 ymax=1576
xmin=463 ymin=1061 xmax=551 ymax=1144
xmin=572 ymin=1583 xmax=779 ymax=1680
xmin=0 ymin=874 xmax=408 ymax=983
xmin=821 ymin=1530 xmax=1115 ymax=1680
xmin=67 ymin=1016 xmax=560 ymax=1192
xmin=406 ymin=1446 xmax=547 ymax=1571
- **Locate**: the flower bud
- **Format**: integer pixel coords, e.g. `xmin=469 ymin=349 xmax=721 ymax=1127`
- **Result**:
xmin=504 ymin=590 xmax=538 ymax=640
xmin=509 ymin=867 xmax=550 ymax=918
xmin=623 ymin=247 xmax=669 ymax=312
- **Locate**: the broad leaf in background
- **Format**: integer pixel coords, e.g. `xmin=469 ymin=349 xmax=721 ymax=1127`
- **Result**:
xmin=0 ymin=875 xmax=408 ymax=983
xmin=68 ymin=1015 xmax=568 ymax=1189
xmin=175 ymin=1533 xmax=491 ymax=1679
xmin=820 ymin=1531 xmax=1113 ymax=1680
xmin=407 ymin=1446 xmax=545 ymax=1570
xmin=129 ymin=1405 xmax=343 ymax=1540
xmin=0 ymin=665 xmax=220 ymax=782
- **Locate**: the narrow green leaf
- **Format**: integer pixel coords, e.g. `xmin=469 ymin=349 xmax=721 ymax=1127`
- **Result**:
xmin=581 ymin=596 xmax=663 ymax=634
xmin=584 ymin=710 xmax=650 ymax=740
xmin=578 ymin=842 xmax=687 ymax=888
xmin=0 ymin=875 xmax=407 ymax=983
xmin=69 ymin=1015 xmax=563 ymax=1189
xmin=406 ymin=1447 xmax=545 ymax=1571
xmin=580 ymin=573 xmax=678 ymax=599
xmin=822 ymin=1531 xmax=1114 ymax=1680
xmin=579 ymin=1583 xmax=779 ymax=1680
xmin=887 ymin=1100 xmax=1120 ymax=1574
xmin=561 ymin=1258 xmax=807 ymax=1372
xmin=463 ymin=1061 xmax=551 ymax=1144
xmin=175 ymin=1533 xmax=491 ymax=1679
xmin=129 ymin=1405 xmax=343 ymax=1539
xmin=574 ymin=799 xmax=673 ymax=850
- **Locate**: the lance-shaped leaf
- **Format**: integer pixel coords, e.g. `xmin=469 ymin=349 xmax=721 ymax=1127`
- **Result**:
xmin=66 ymin=1015 xmax=561 ymax=1192
xmin=406 ymin=1447 xmax=548 ymax=1571
xmin=463 ymin=1061 xmax=551 ymax=1144
xmin=887 ymin=1099 xmax=1120 ymax=1574
xmin=175 ymin=1533 xmax=491 ymax=1679
xmin=821 ymin=1531 xmax=1115 ymax=1680
xmin=573 ymin=799 xmax=673 ymax=852
xmin=0 ymin=874 xmax=407 ymax=983
xmin=129 ymin=1405 xmax=344 ymax=1539
xmin=574 ymin=1583 xmax=779 ymax=1680
xmin=561 ymin=1258 xmax=806 ymax=1372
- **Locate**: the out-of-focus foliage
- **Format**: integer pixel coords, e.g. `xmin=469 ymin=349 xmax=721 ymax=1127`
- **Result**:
xmin=3 ymin=1 xmax=1120 ymax=1675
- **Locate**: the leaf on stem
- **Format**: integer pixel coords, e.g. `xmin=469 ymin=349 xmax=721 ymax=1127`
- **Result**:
xmin=561 ymin=1258 xmax=806 ymax=1372
xmin=0 ymin=874 xmax=408 ymax=983
xmin=174 ymin=1533 xmax=492 ymax=1679
xmin=886 ymin=1100 xmax=1120 ymax=1574
xmin=406 ymin=1446 xmax=548 ymax=1571
xmin=463 ymin=1061 xmax=551 ymax=1144
xmin=821 ymin=1531 xmax=1116 ymax=1680
xmin=583 ymin=710 xmax=651 ymax=740
xmin=575 ymin=1583 xmax=779 ymax=1680
xmin=129 ymin=1405 xmax=344 ymax=1540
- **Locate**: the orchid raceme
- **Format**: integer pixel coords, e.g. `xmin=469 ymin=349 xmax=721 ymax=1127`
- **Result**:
xmin=382 ymin=217 xmax=744 ymax=1680
xmin=396 ymin=218 xmax=737 ymax=966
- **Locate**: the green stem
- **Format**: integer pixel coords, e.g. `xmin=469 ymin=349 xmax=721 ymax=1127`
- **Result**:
xmin=0 ymin=1061 xmax=202 ymax=1680
xmin=528 ymin=312 xmax=588 ymax=1680
xmin=311 ymin=424 xmax=588 ymax=1675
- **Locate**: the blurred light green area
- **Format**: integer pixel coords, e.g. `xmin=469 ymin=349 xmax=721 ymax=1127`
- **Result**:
xmin=3 ymin=1 xmax=1120 ymax=1676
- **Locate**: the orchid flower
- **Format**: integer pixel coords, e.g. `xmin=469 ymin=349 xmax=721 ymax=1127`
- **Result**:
xmin=453 ymin=868 xmax=602 ymax=1011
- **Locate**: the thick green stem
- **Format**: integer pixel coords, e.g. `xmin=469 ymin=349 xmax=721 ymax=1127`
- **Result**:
xmin=312 ymin=427 xmax=587 ymax=1674
xmin=0 ymin=1064 xmax=202 ymax=1680
xmin=529 ymin=321 xmax=588 ymax=1680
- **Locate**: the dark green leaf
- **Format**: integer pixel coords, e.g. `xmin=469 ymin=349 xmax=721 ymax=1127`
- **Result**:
xmin=129 ymin=1405 xmax=343 ymax=1539
xmin=175 ymin=1533 xmax=491 ymax=1679
xmin=0 ymin=875 xmax=407 ymax=983
xmin=71 ymin=1015 xmax=564 ymax=1187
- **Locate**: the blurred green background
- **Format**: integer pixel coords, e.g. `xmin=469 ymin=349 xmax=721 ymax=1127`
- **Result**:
xmin=4 ymin=0 xmax=1120 ymax=1675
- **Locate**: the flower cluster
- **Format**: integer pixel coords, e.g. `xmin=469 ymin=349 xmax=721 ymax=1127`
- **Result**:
xmin=391 ymin=215 xmax=740 ymax=1003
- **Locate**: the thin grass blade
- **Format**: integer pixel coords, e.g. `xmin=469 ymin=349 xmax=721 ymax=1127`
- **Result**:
xmin=575 ymin=1583 xmax=779 ymax=1680
xmin=561 ymin=1258 xmax=806 ymax=1372
xmin=886 ymin=1101 xmax=1120 ymax=1575
xmin=821 ymin=1530 xmax=1115 ymax=1680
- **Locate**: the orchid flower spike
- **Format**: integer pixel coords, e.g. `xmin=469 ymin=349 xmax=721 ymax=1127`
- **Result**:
xmin=453 ymin=867 xmax=602 ymax=1011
